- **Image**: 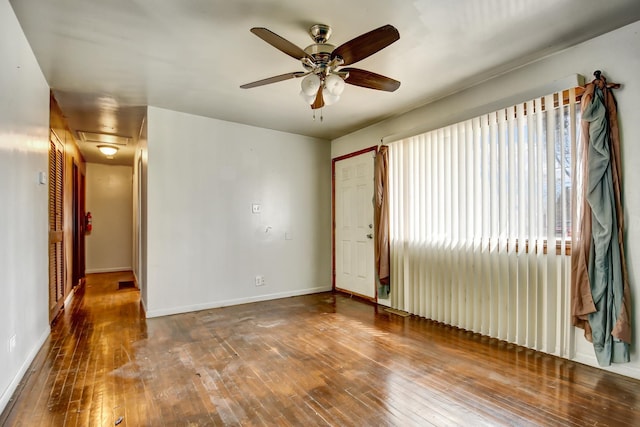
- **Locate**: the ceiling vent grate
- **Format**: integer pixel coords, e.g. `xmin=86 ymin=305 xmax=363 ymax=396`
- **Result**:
xmin=77 ymin=131 xmax=130 ymax=146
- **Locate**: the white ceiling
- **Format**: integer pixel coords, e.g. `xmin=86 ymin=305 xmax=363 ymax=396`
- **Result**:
xmin=9 ymin=0 xmax=640 ymax=165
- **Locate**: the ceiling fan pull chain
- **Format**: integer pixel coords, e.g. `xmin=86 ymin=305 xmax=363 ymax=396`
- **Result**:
xmin=320 ymin=109 xmax=324 ymax=122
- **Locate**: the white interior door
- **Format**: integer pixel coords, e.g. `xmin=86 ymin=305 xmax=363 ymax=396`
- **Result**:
xmin=335 ymin=151 xmax=375 ymax=298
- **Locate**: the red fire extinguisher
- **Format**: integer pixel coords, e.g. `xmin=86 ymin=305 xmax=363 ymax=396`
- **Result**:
xmin=85 ymin=212 xmax=92 ymax=234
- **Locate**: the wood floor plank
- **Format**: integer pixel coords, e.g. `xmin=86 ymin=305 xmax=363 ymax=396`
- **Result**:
xmin=2 ymin=271 xmax=640 ymax=426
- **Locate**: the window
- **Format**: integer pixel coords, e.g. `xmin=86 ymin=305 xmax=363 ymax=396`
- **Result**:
xmin=389 ymin=89 xmax=581 ymax=254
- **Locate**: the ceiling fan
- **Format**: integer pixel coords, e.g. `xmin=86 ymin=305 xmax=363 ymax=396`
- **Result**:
xmin=240 ymin=24 xmax=401 ymax=110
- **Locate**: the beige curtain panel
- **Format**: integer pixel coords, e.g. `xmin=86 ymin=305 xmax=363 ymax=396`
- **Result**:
xmin=571 ymin=72 xmax=631 ymax=366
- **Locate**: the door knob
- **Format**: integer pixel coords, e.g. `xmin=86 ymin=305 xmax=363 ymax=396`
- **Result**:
xmin=366 ymin=233 xmax=373 ymax=239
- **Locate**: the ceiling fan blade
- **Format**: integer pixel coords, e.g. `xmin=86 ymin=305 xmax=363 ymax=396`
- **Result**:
xmin=250 ymin=27 xmax=313 ymax=61
xmin=331 ymin=25 xmax=400 ymax=66
xmin=342 ymin=68 xmax=400 ymax=92
xmin=240 ymin=72 xmax=306 ymax=89
xmin=311 ymin=86 xmax=324 ymax=110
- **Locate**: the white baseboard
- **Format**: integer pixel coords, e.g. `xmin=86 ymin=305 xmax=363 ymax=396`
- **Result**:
xmin=85 ymin=266 xmax=133 ymax=274
xmin=571 ymin=353 xmax=640 ymax=381
xmin=145 ymin=285 xmax=332 ymax=318
xmin=0 ymin=327 xmax=50 ymax=414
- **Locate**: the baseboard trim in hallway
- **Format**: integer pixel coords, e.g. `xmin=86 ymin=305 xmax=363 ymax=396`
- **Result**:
xmin=0 ymin=327 xmax=50 ymax=418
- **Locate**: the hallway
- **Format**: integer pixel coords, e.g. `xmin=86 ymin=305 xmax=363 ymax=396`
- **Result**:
xmin=1 ymin=272 xmax=145 ymax=426
xmin=2 ymin=272 xmax=640 ymax=426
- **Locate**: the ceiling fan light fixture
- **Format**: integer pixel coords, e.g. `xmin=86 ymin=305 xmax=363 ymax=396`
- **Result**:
xmin=299 ymin=90 xmax=316 ymax=104
xmin=323 ymin=92 xmax=340 ymax=106
xmin=325 ymin=74 xmax=345 ymax=96
xmin=301 ymin=74 xmax=321 ymax=96
xmin=97 ymin=145 xmax=119 ymax=156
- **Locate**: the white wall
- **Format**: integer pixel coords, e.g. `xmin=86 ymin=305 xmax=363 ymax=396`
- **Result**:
xmin=0 ymin=0 xmax=51 ymax=412
xmin=332 ymin=20 xmax=640 ymax=379
xmin=146 ymin=107 xmax=332 ymax=317
xmin=85 ymin=163 xmax=134 ymax=273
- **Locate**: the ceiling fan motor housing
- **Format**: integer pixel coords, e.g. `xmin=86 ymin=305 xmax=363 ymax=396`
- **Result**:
xmin=303 ymin=43 xmax=335 ymax=72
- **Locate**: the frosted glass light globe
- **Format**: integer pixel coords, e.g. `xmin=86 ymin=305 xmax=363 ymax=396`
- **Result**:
xmin=299 ymin=91 xmax=316 ymax=105
xmin=325 ymin=74 xmax=345 ymax=96
xmin=323 ymin=93 xmax=340 ymax=106
xmin=301 ymin=74 xmax=321 ymax=96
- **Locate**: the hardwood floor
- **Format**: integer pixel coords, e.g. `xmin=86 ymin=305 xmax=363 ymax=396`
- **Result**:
xmin=2 ymin=272 xmax=639 ymax=426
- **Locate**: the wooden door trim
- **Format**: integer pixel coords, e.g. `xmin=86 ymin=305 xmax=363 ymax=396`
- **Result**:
xmin=331 ymin=145 xmax=378 ymax=297
xmin=71 ymin=162 xmax=86 ymax=289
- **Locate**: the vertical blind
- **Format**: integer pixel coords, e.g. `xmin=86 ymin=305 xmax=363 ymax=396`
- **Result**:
xmin=388 ymin=89 xmax=579 ymax=357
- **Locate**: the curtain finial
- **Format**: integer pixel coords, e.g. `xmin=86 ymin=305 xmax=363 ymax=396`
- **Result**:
xmin=592 ymin=70 xmax=621 ymax=89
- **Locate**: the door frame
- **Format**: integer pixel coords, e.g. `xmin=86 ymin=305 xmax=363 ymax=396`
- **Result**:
xmin=136 ymin=153 xmax=143 ymax=290
xmin=71 ymin=161 xmax=86 ymax=289
xmin=331 ymin=145 xmax=378 ymax=301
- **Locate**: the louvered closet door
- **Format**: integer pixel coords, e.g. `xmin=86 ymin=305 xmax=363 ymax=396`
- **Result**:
xmin=49 ymin=133 xmax=64 ymax=322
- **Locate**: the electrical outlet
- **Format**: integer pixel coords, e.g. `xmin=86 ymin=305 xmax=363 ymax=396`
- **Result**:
xmin=255 ymin=275 xmax=265 ymax=286
xmin=9 ymin=335 xmax=16 ymax=352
